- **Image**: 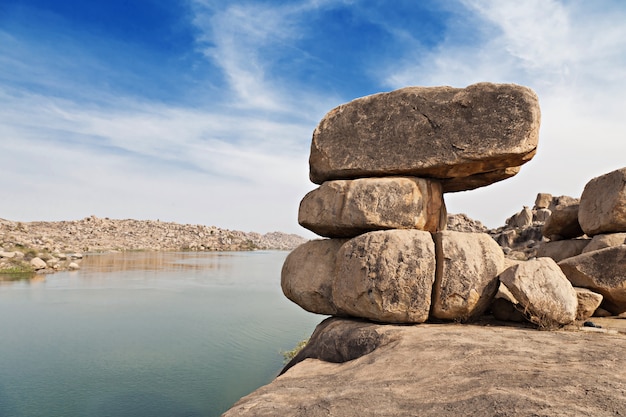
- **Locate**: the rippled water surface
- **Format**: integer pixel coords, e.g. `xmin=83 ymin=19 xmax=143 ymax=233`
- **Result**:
xmin=0 ymin=251 xmax=321 ymax=417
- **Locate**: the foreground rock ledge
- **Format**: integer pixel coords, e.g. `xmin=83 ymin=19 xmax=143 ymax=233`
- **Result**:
xmin=223 ymin=319 xmax=626 ymax=417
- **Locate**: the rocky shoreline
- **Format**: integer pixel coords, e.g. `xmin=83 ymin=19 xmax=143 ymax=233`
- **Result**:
xmin=0 ymin=216 xmax=308 ymax=274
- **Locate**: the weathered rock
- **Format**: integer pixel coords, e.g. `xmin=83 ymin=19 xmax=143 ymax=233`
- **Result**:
xmin=499 ymin=258 xmax=577 ymax=327
xmin=332 ymin=230 xmax=436 ymax=323
xmin=0 ymin=251 xmax=17 ymax=259
xmin=309 ymin=83 xmax=540 ymax=192
xmin=533 ymin=208 xmax=551 ymax=222
xmin=281 ymin=239 xmax=347 ymax=315
xmin=579 ymin=167 xmax=626 ymax=236
xmin=535 ymin=239 xmax=590 ymax=263
xmin=542 ymin=203 xmax=584 ymax=240
xmin=582 ymin=233 xmax=626 ymax=253
xmin=559 ymin=246 xmax=626 ymax=314
xmin=30 ymin=257 xmax=47 ymax=270
xmin=431 ymin=231 xmax=504 ymax=320
xmin=548 ymin=195 xmax=579 ymax=212
xmin=224 ymin=320 xmax=626 ymax=417
xmin=68 ymin=262 xmax=80 ymax=270
xmin=445 ymin=213 xmax=487 ymax=233
xmin=534 ymin=193 xmax=552 ymax=209
xmin=512 ymin=206 xmax=533 ymax=228
xmin=281 ymin=317 xmax=384 ymax=375
xmin=298 ymin=177 xmax=445 ymax=238
xmin=574 ymin=287 xmax=603 ymax=321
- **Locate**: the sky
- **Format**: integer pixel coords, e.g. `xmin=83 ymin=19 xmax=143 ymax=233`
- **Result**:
xmin=1 ymin=0 xmax=625 ymax=236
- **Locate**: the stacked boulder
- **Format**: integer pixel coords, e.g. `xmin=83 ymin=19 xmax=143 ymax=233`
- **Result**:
xmin=282 ymin=82 xmax=543 ymax=324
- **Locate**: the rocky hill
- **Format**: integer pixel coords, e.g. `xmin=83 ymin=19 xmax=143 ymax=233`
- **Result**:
xmin=0 ymin=216 xmax=308 ymax=273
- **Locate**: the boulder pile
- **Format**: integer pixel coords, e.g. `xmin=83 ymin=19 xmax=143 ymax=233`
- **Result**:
xmin=283 ymin=82 xmax=553 ymax=325
xmin=282 ymin=82 xmax=625 ymax=328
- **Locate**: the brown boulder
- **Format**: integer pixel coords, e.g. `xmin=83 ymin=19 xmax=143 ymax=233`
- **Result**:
xmin=574 ymin=287 xmax=603 ymax=321
xmin=579 ymin=167 xmax=626 ymax=236
xmin=333 ymin=230 xmax=436 ymax=323
xmin=499 ymin=258 xmax=577 ymax=327
xmin=281 ymin=239 xmax=347 ymax=315
xmin=534 ymin=192 xmax=552 ymax=209
xmin=559 ymin=246 xmax=626 ymax=314
xmin=309 ymin=83 xmax=540 ymax=192
xmin=535 ymin=239 xmax=590 ymax=263
xmin=298 ymin=177 xmax=445 ymax=238
xmin=431 ymin=231 xmax=504 ymax=320
xmin=582 ymin=233 xmax=626 ymax=253
xmin=542 ymin=203 xmax=584 ymax=240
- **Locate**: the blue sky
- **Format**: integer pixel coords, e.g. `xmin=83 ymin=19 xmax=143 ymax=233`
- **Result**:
xmin=2 ymin=0 xmax=626 ymax=235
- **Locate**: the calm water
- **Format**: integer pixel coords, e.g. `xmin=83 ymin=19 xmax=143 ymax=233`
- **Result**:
xmin=0 ymin=251 xmax=322 ymax=417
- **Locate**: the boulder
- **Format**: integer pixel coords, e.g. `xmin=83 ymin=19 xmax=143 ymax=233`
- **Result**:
xmin=579 ymin=167 xmax=626 ymax=236
xmin=574 ymin=288 xmax=603 ymax=321
xmin=332 ymin=230 xmax=436 ymax=323
xmin=582 ymin=233 xmax=626 ymax=253
xmin=445 ymin=213 xmax=487 ymax=233
xmin=499 ymin=258 xmax=577 ymax=327
xmin=431 ymin=231 xmax=504 ymax=320
xmin=559 ymin=246 xmax=626 ymax=314
xmin=298 ymin=177 xmax=445 ymax=238
xmin=542 ymin=204 xmax=583 ymax=240
xmin=534 ymin=193 xmax=552 ymax=209
xmin=533 ymin=208 xmax=551 ymax=222
xmin=309 ymin=83 xmax=540 ymax=192
xmin=535 ymin=239 xmax=590 ymax=263
xmin=30 ymin=257 xmax=47 ymax=270
xmin=281 ymin=239 xmax=348 ymax=315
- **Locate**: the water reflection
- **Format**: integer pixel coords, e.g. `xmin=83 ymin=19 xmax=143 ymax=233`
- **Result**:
xmin=81 ymin=251 xmax=228 ymax=272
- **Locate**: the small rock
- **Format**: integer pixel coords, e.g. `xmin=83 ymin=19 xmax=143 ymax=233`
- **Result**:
xmin=30 ymin=257 xmax=47 ymax=270
xmin=68 ymin=262 xmax=80 ymax=270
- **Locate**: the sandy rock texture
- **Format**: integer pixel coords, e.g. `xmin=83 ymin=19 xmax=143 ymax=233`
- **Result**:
xmin=224 ymin=318 xmax=626 ymax=417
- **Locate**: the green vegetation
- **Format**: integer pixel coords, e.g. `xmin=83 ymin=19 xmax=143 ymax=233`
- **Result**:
xmin=281 ymin=338 xmax=309 ymax=364
xmin=0 ymin=260 xmax=34 ymax=274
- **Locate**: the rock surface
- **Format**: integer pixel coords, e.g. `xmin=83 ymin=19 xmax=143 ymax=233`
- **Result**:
xmin=535 ymin=239 xmax=590 ymax=262
xmin=542 ymin=203 xmax=583 ymax=240
xmin=582 ymin=232 xmax=626 ymax=253
xmin=224 ymin=319 xmax=626 ymax=417
xmin=500 ymin=258 xmax=577 ymax=327
xmin=333 ymin=230 xmax=436 ymax=323
xmin=431 ymin=231 xmax=504 ymax=320
xmin=574 ymin=287 xmax=603 ymax=321
xmin=309 ymin=83 xmax=540 ymax=192
xmin=579 ymin=167 xmax=626 ymax=236
xmin=559 ymin=246 xmax=626 ymax=314
xmin=298 ymin=177 xmax=445 ymax=237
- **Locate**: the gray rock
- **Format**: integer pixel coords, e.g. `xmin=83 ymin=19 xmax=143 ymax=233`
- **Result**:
xmin=579 ymin=167 xmax=626 ymax=236
xmin=431 ymin=231 xmax=504 ymax=321
xmin=333 ymin=230 xmax=436 ymax=323
xmin=500 ymin=258 xmax=577 ymax=327
xmin=309 ymin=83 xmax=540 ymax=192
xmin=559 ymin=246 xmax=626 ymax=314
xmin=298 ymin=177 xmax=445 ymax=238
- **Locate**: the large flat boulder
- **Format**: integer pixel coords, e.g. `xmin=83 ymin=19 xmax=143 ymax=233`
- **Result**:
xmin=559 ymin=246 xmax=626 ymax=314
xmin=535 ymin=239 xmax=590 ymax=263
xmin=499 ymin=258 xmax=577 ymax=327
xmin=582 ymin=233 xmax=626 ymax=253
xmin=298 ymin=177 xmax=445 ymax=238
xmin=333 ymin=230 xmax=436 ymax=323
xmin=309 ymin=82 xmax=540 ymax=192
xmin=224 ymin=320 xmax=626 ymax=417
xmin=579 ymin=167 xmax=626 ymax=236
xmin=281 ymin=239 xmax=347 ymax=315
xmin=431 ymin=231 xmax=504 ymax=320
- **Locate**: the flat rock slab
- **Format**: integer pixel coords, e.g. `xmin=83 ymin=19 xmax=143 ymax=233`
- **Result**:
xmin=579 ymin=167 xmax=626 ymax=236
xmin=223 ymin=320 xmax=626 ymax=417
xmin=309 ymin=82 xmax=540 ymax=192
xmin=299 ymin=177 xmax=446 ymax=238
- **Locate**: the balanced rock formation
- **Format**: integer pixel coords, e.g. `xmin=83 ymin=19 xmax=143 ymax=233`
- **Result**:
xmin=309 ymin=82 xmax=540 ymax=192
xmin=298 ymin=177 xmax=445 ymax=238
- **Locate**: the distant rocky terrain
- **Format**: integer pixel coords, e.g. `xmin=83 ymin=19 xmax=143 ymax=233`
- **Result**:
xmin=0 ymin=216 xmax=308 ymax=274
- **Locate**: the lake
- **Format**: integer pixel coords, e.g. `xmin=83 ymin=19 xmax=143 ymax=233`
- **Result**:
xmin=0 ymin=251 xmax=322 ymax=417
